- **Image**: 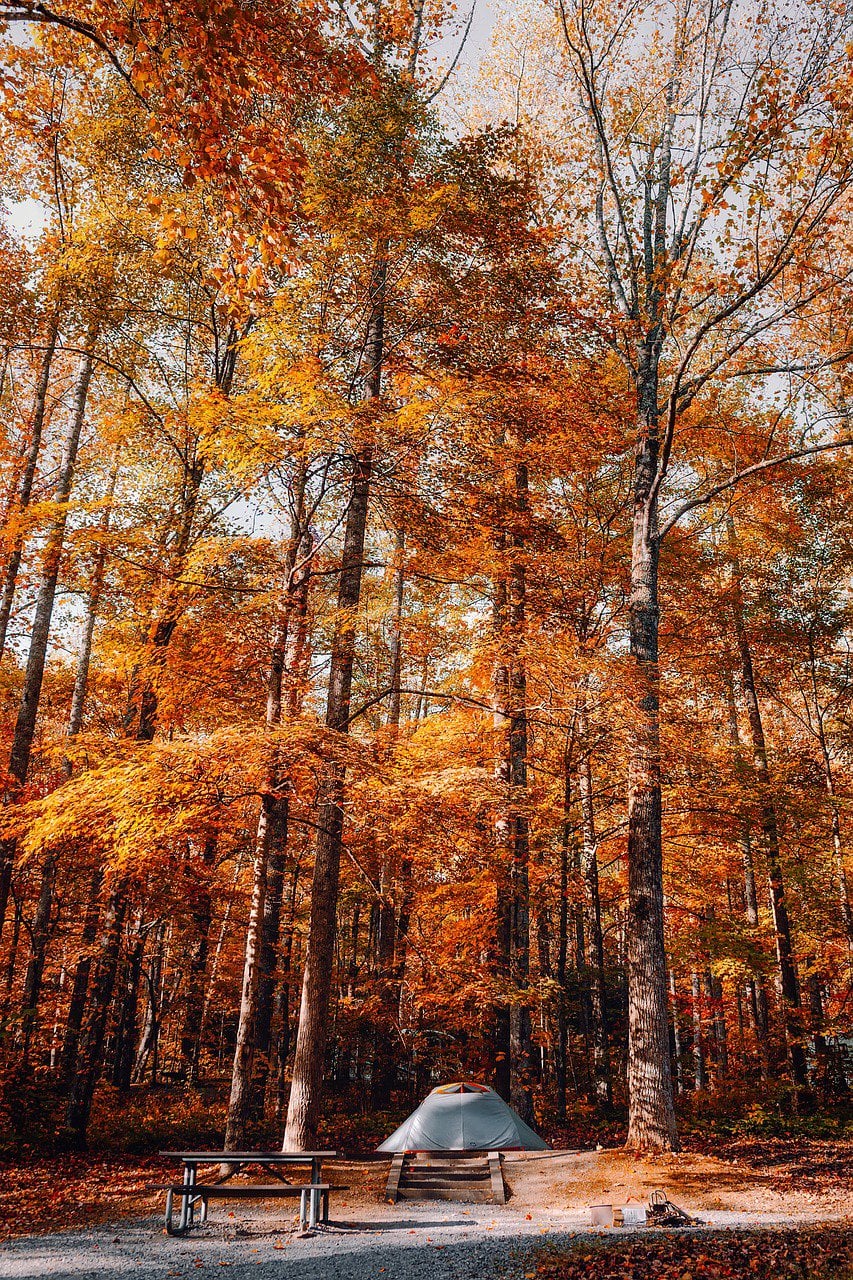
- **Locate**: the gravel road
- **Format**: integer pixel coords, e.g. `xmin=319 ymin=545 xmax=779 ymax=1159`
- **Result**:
xmin=2 ymin=1198 xmax=837 ymax=1280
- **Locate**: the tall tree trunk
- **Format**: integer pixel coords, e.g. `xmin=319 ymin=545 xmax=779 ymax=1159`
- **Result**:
xmin=62 ymin=458 xmax=117 ymax=772
xmin=507 ymin=452 xmax=534 ymax=1124
xmin=112 ymin=927 xmax=145 ymax=1092
xmin=284 ymin=252 xmax=385 ymax=1150
xmin=724 ymin=669 xmax=770 ymax=1071
xmin=19 ymin=853 xmax=56 ymax=1059
xmin=134 ymin=922 xmax=166 ymax=1083
xmin=60 ymin=887 xmax=125 ymax=1150
xmin=0 ymin=313 xmax=60 ymax=661
xmin=224 ymin=812 xmax=272 ymax=1151
xmin=225 ymin=468 xmax=309 ymax=1146
xmin=0 ymin=326 xmax=97 ymax=940
xmin=669 ymin=971 xmax=685 ymax=1095
xmin=371 ymin=526 xmax=406 ymax=1109
xmin=691 ymin=970 xmax=707 ymax=1090
xmin=576 ymin=694 xmax=612 ymax=1108
xmin=19 ymin=454 xmax=116 ymax=1047
xmin=711 ymin=972 xmax=728 ymax=1078
xmin=0 ymin=891 xmax=22 ymax=1029
xmin=179 ymin=837 xmax=218 ymax=1082
xmin=271 ymin=858 xmax=301 ymax=1120
xmin=554 ymin=739 xmax=572 ymax=1122
xmin=624 ymin=342 xmax=678 ymax=1150
xmin=727 ymin=517 xmax=808 ymax=1092
xmin=250 ymin=796 xmax=290 ymax=1115
xmin=806 ymin=638 xmax=853 ymax=950
xmin=60 ymin=869 xmax=103 ymax=1086
xmin=492 ymin=550 xmax=513 ymax=1103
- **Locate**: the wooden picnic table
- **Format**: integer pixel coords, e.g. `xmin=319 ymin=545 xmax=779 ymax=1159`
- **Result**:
xmin=159 ymin=1150 xmax=341 ymax=1236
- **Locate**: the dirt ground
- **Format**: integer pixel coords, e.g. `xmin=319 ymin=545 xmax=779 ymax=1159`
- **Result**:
xmin=1 ymin=1138 xmax=850 ymax=1242
xmin=501 ymin=1143 xmax=850 ymax=1220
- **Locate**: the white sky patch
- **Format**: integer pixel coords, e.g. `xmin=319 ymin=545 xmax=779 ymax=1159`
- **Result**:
xmin=4 ymin=197 xmax=48 ymax=240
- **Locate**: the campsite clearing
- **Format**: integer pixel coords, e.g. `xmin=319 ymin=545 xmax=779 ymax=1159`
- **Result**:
xmin=1 ymin=1136 xmax=850 ymax=1244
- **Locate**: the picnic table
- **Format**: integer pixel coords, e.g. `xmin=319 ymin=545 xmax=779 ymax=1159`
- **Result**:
xmin=158 ymin=1150 xmax=341 ymax=1236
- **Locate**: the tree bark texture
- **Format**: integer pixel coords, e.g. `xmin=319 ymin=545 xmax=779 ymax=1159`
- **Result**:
xmin=0 ymin=313 xmax=60 ymax=661
xmin=727 ymin=517 xmax=808 ymax=1092
xmin=61 ymin=887 xmax=125 ymax=1149
xmin=226 ymin=462 xmax=309 ymax=1141
xmin=0 ymin=327 xmax=96 ymax=940
xmin=179 ymin=836 xmax=218 ymax=1081
xmin=284 ymin=253 xmax=384 ymax=1150
xmin=577 ymin=694 xmax=612 ymax=1108
xmin=624 ymin=345 xmax=679 ymax=1150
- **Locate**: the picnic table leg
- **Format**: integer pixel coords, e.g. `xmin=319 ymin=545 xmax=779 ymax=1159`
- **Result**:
xmin=309 ymin=1186 xmax=319 ymax=1229
xmin=181 ymin=1163 xmax=196 ymax=1234
xmin=299 ymin=1188 xmax=308 ymax=1233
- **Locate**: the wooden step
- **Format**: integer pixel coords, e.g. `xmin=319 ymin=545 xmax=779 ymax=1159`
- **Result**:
xmin=385 ymin=1151 xmax=506 ymax=1204
xmin=397 ymin=1185 xmax=494 ymax=1202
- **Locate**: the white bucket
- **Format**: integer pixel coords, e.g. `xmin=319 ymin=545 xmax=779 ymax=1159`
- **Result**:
xmin=589 ymin=1204 xmax=614 ymax=1227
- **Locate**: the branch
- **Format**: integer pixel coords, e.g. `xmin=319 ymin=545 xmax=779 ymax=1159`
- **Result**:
xmin=657 ymin=436 xmax=853 ymax=542
xmin=1 ymin=3 xmax=144 ymax=100
xmin=346 ymin=686 xmax=496 ymax=726
xmin=426 ymin=1 xmax=476 ymax=103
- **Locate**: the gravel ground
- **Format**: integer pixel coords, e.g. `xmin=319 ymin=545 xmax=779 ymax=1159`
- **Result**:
xmin=1 ymin=1198 xmax=843 ymax=1280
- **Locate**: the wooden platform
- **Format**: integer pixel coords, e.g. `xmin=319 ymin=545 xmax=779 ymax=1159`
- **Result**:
xmin=385 ymin=1151 xmax=506 ymax=1204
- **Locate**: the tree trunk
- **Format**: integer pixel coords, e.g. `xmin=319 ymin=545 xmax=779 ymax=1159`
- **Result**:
xmin=62 ymin=458 xmax=117 ymax=772
xmin=284 ymin=252 xmax=384 ymax=1150
xmin=61 ymin=887 xmax=125 ymax=1150
xmin=727 ymin=516 xmax=809 ymax=1092
xmin=576 ymin=694 xmax=612 ymax=1109
xmin=0 ymin=313 xmax=60 ymax=661
xmin=691 ymin=970 xmax=707 ymax=1090
xmin=710 ymin=972 xmax=728 ymax=1079
xmin=226 ymin=466 xmax=309 ymax=1143
xmin=224 ymin=815 xmax=271 ymax=1151
xmin=806 ymin=639 xmax=853 ymax=950
xmin=724 ymin=667 xmax=770 ymax=1072
xmin=179 ymin=837 xmax=218 ymax=1082
xmin=554 ymin=743 xmax=571 ymax=1121
xmin=19 ymin=456 xmax=116 ymax=1050
xmin=251 ymin=796 xmax=290 ymax=1116
xmin=271 ymin=858 xmax=301 ymax=1120
xmin=60 ymin=869 xmax=103 ymax=1086
xmin=507 ymin=454 xmax=534 ymax=1125
xmin=371 ymin=527 xmax=406 ymax=1109
xmin=492 ymin=554 xmax=513 ymax=1103
xmin=624 ymin=344 xmax=678 ymax=1151
xmin=112 ymin=929 xmax=145 ymax=1092
xmin=0 ymin=891 xmax=22 ymax=1029
xmin=669 ymin=971 xmax=685 ymax=1095
xmin=133 ymin=922 xmax=166 ymax=1084
xmin=0 ymin=326 xmax=96 ymax=939
xmin=19 ymin=853 xmax=56 ymax=1059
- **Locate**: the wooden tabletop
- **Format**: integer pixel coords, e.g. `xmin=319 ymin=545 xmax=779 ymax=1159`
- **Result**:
xmin=161 ymin=1151 xmax=340 ymax=1161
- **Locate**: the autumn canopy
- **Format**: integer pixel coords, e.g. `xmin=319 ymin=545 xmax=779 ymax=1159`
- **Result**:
xmin=0 ymin=0 xmax=851 ymax=1162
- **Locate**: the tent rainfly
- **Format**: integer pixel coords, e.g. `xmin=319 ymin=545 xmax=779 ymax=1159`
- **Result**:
xmin=377 ymin=1082 xmax=549 ymax=1152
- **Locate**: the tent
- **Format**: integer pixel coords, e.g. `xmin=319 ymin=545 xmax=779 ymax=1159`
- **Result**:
xmin=377 ymin=1082 xmax=549 ymax=1152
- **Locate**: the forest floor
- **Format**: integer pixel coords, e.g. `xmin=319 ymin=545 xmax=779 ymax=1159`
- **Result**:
xmin=1 ymin=1139 xmax=852 ymax=1278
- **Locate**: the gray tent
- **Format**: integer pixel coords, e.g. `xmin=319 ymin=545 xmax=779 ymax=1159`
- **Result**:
xmin=377 ymin=1082 xmax=549 ymax=1152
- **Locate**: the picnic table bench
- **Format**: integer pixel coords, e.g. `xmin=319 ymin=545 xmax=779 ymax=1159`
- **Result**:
xmin=157 ymin=1151 xmax=341 ymax=1236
